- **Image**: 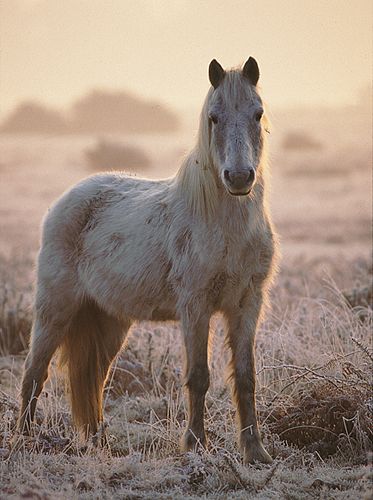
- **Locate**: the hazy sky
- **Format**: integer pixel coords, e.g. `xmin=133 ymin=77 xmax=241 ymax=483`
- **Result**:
xmin=1 ymin=0 xmax=372 ymax=117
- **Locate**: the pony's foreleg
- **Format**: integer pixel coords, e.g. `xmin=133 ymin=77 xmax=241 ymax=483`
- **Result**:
xmin=225 ymin=286 xmax=272 ymax=464
xmin=180 ymin=313 xmax=210 ymax=451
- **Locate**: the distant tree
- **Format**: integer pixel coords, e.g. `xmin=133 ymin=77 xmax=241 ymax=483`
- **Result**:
xmin=70 ymin=89 xmax=179 ymax=133
xmin=0 ymin=101 xmax=68 ymax=134
xmin=282 ymin=130 xmax=323 ymax=151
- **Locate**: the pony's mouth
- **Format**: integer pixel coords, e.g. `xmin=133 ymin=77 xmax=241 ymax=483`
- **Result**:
xmin=228 ymin=189 xmax=252 ymax=197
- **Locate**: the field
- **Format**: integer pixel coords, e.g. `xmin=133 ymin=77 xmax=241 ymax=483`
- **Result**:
xmin=0 ymin=106 xmax=372 ymax=498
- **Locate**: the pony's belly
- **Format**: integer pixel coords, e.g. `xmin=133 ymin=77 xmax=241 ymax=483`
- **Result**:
xmin=120 ymin=289 xmax=178 ymax=322
xmin=149 ymin=305 xmax=179 ymax=322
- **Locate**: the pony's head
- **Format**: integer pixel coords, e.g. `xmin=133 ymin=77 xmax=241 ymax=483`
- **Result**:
xmin=202 ymin=58 xmax=266 ymax=196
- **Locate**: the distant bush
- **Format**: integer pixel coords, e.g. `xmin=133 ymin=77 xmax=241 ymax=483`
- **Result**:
xmin=85 ymin=139 xmax=151 ymax=171
xmin=282 ymin=130 xmax=323 ymax=151
xmin=0 ymin=102 xmax=68 ymax=134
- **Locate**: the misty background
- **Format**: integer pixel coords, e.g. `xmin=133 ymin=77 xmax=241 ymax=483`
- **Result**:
xmin=0 ymin=0 xmax=371 ymax=257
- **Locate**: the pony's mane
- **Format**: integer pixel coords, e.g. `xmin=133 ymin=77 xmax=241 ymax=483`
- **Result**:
xmin=175 ymin=69 xmax=268 ymax=219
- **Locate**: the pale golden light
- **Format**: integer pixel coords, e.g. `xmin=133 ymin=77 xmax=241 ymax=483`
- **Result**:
xmin=1 ymin=0 xmax=372 ymax=118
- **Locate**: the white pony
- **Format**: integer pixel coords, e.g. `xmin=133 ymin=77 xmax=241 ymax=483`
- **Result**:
xmin=18 ymin=58 xmax=278 ymax=464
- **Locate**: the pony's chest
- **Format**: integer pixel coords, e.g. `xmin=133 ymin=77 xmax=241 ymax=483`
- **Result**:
xmin=227 ymin=242 xmax=258 ymax=278
xmin=170 ymin=222 xmax=271 ymax=307
xmin=203 ymin=237 xmax=261 ymax=306
xmin=214 ymin=228 xmax=261 ymax=274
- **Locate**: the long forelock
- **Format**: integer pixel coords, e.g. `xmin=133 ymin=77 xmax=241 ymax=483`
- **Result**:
xmin=218 ymin=69 xmax=258 ymax=108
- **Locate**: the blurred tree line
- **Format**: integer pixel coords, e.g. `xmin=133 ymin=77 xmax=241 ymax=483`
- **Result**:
xmin=0 ymin=90 xmax=179 ymax=134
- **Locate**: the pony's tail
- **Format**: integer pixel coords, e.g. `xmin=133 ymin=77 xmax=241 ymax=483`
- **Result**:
xmin=59 ymin=300 xmax=122 ymax=436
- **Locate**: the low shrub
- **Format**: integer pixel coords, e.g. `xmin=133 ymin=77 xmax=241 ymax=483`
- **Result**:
xmin=85 ymin=139 xmax=151 ymax=171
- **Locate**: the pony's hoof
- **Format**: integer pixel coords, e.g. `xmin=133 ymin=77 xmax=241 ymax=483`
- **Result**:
xmin=242 ymin=441 xmax=273 ymax=465
xmin=92 ymin=422 xmax=109 ymax=448
xmin=181 ymin=429 xmax=206 ymax=452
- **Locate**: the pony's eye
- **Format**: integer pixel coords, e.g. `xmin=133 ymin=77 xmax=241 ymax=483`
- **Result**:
xmin=209 ymin=114 xmax=218 ymax=124
xmin=255 ymin=110 xmax=263 ymax=122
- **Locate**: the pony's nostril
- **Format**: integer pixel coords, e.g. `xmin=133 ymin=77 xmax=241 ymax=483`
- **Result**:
xmin=247 ymin=169 xmax=255 ymax=184
xmin=223 ymin=170 xmax=231 ymax=182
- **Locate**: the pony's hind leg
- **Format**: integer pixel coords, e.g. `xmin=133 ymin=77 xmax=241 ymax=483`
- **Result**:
xmin=18 ymin=314 xmax=69 ymax=435
xmin=180 ymin=312 xmax=210 ymax=451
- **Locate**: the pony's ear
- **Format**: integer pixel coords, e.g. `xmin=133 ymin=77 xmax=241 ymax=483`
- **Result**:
xmin=242 ymin=57 xmax=260 ymax=86
xmin=209 ymin=59 xmax=225 ymax=89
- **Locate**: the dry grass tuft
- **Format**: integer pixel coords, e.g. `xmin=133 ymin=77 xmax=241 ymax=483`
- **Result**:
xmin=0 ymin=255 xmax=33 ymax=356
xmin=267 ymin=380 xmax=372 ymax=458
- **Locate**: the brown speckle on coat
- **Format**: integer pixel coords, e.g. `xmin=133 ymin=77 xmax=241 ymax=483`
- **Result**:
xmin=175 ymin=228 xmax=192 ymax=254
xmin=209 ymin=272 xmax=227 ymax=306
xmin=102 ymin=233 xmax=124 ymax=257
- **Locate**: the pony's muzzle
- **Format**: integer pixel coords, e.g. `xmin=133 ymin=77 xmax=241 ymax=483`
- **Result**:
xmin=223 ymin=168 xmax=256 ymax=196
